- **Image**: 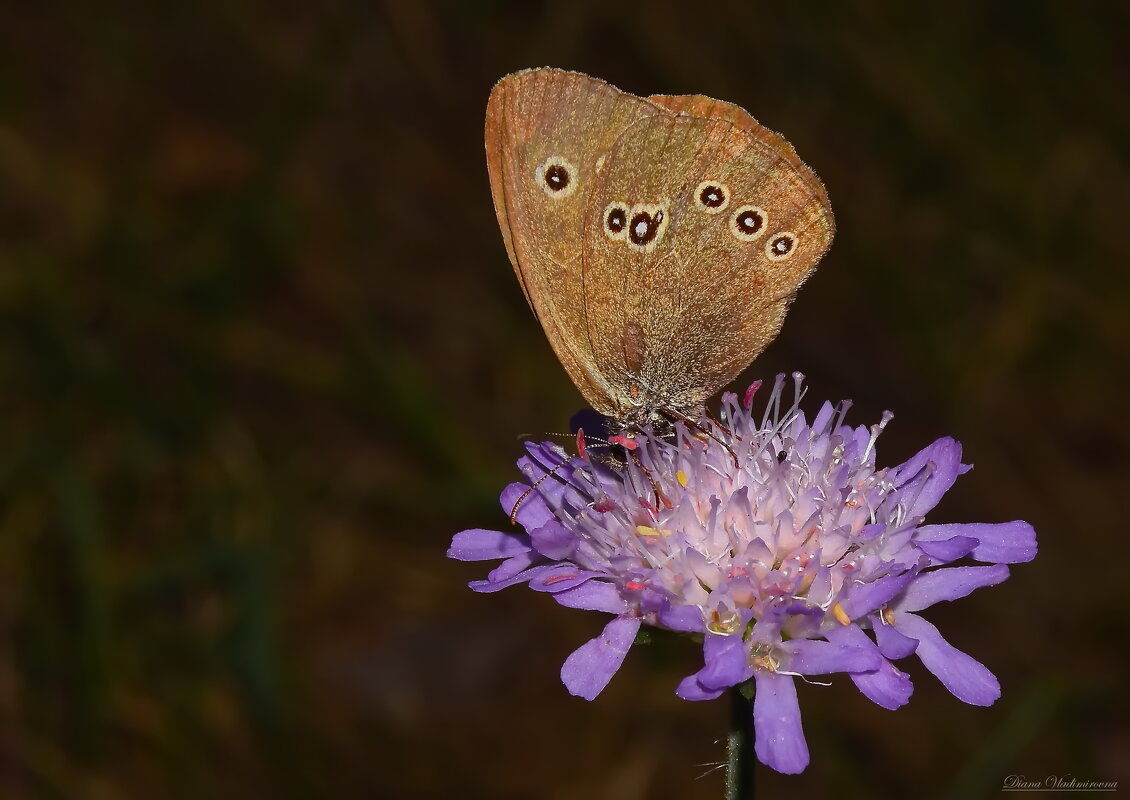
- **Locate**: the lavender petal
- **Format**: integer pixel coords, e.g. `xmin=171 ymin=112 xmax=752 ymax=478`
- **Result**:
xmin=838 ymin=571 xmax=916 ymax=619
xmin=527 ymin=564 xmax=602 ymax=593
xmin=561 ymin=615 xmax=641 ymax=700
xmin=782 ymin=638 xmax=881 ymax=675
xmin=915 ymin=535 xmax=978 ymax=562
xmin=897 ymin=564 xmax=1010 ymax=612
xmin=696 ymin=634 xmax=753 ymax=690
xmin=892 ymin=437 xmax=968 ymax=518
xmin=469 ymin=562 xmax=555 ymax=593
xmin=917 ymin=521 xmax=1037 ymax=564
xmin=895 ymin=612 xmax=1000 ymax=706
xmin=675 ymin=675 xmax=725 ymax=702
xmin=753 ymin=672 xmax=809 ymax=774
xmin=446 ymin=527 xmax=531 ymax=561
xmin=552 ymin=580 xmax=628 ymax=613
xmin=871 ymin=616 xmax=919 ymax=659
xmin=527 ymin=519 xmax=577 ymax=560
xmin=826 ymin=624 xmax=913 ymax=709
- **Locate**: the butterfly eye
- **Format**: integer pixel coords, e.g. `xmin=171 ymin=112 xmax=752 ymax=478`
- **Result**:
xmin=729 ymin=205 xmax=768 ymax=241
xmin=603 ymin=201 xmax=630 ymax=241
xmin=694 ymin=180 xmax=730 ymax=214
xmin=535 ymin=156 xmax=578 ymax=198
xmin=765 ymin=232 xmax=798 ymax=261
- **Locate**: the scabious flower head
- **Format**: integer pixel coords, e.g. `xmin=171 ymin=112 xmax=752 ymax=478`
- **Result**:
xmin=448 ymin=374 xmax=1037 ymax=774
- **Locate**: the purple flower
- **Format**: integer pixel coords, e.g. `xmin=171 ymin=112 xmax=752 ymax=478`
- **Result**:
xmin=448 ymin=374 xmax=1037 ymax=774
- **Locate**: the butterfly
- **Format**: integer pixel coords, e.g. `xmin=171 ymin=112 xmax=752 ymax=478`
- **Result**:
xmin=485 ymin=68 xmax=833 ymax=431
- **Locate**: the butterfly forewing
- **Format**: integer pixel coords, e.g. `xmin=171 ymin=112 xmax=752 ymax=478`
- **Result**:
xmin=647 ymin=93 xmax=833 ymax=219
xmin=485 ymin=69 xmax=660 ymax=414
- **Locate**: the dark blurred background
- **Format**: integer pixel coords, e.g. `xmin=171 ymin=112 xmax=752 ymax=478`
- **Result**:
xmin=1 ymin=2 xmax=1127 ymax=798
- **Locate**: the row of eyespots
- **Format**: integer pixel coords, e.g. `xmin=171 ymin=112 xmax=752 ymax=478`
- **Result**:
xmin=601 ymin=195 xmax=793 ymax=259
xmin=695 ymin=180 xmax=797 ymax=261
xmin=537 ymin=159 xmax=796 ymax=261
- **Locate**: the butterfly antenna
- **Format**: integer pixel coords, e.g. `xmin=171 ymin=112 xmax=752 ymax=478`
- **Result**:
xmin=518 ymin=429 xmax=614 ymax=450
xmin=705 ymin=407 xmax=737 ymax=440
xmin=516 ymin=431 xmax=571 ymax=442
xmin=508 ymin=467 xmax=557 ymax=525
xmin=509 ymin=427 xmax=609 ymax=524
xmin=634 ymin=448 xmax=674 ymax=511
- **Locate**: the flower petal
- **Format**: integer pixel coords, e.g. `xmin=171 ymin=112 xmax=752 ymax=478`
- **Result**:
xmin=675 ymin=674 xmax=725 ymax=701
xmin=696 ymin=634 xmax=752 ymax=690
xmin=782 ymin=639 xmax=881 ymax=675
xmin=855 ymin=659 xmax=914 ymax=710
xmin=894 ymin=612 xmax=1000 ymax=706
xmin=561 ymin=615 xmax=641 ymax=700
xmin=753 ymin=672 xmax=809 ymax=774
xmin=917 ymin=521 xmax=1037 ymax=564
xmin=811 ymin=400 xmax=836 ymax=432
xmin=891 ymin=437 xmax=968 ymax=518
xmin=527 ymin=519 xmax=577 ymax=560
xmin=469 ymin=562 xmax=555 ymax=593
xmin=825 ymin=624 xmax=913 ymax=710
xmin=871 ymin=616 xmax=919 ymax=659
xmin=657 ymin=603 xmax=705 ymax=633
xmin=528 ymin=564 xmax=601 ymax=593
xmin=896 ymin=564 xmax=1009 ymax=612
xmin=485 ymin=551 xmax=540 ymax=583
xmin=552 ymin=580 xmax=628 ymax=613
xmin=838 ymin=571 xmax=916 ymax=619
xmin=447 ymin=528 xmax=531 ymax=561
xmin=915 ymin=536 xmax=978 ymax=562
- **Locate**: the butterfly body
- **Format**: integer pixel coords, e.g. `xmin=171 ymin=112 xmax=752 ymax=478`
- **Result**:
xmin=485 ymin=68 xmax=833 ymax=429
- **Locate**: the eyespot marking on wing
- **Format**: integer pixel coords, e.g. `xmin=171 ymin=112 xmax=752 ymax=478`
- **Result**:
xmin=729 ymin=205 xmax=768 ymax=241
xmin=765 ymin=231 xmax=798 ymax=261
xmin=694 ymin=181 xmax=730 ymax=214
xmin=625 ymin=203 xmax=669 ymax=252
xmin=603 ymin=201 xmax=630 ymax=241
xmin=535 ymin=156 xmax=578 ymax=198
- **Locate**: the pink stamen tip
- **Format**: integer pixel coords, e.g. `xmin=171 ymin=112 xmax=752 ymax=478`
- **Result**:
xmin=743 ymin=380 xmax=763 ymax=409
xmin=626 ymin=580 xmax=646 ymax=591
xmin=609 ymin=434 xmax=637 ymax=450
xmin=593 ymin=498 xmax=615 ymax=513
xmin=576 ymin=429 xmax=588 ymax=460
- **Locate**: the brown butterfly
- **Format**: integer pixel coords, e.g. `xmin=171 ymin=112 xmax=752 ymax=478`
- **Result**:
xmin=485 ymin=68 xmax=833 ymax=431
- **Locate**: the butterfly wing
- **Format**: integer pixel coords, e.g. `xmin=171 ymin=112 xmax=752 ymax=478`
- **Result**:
xmin=485 ymin=69 xmax=661 ymax=416
xmin=485 ymin=70 xmax=834 ymax=425
xmin=647 ymin=93 xmax=833 ymax=216
xmin=580 ymin=103 xmax=834 ymax=422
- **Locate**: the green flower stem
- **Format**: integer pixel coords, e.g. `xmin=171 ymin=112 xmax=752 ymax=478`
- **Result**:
xmin=725 ymin=683 xmax=755 ymax=800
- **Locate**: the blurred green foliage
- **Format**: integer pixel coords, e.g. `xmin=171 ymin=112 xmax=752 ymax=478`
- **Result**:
xmin=0 ymin=1 xmax=1127 ymax=798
